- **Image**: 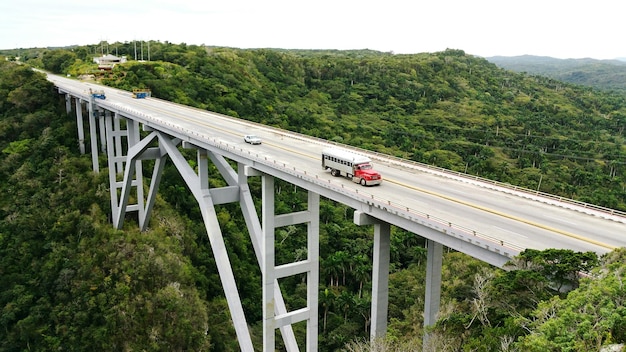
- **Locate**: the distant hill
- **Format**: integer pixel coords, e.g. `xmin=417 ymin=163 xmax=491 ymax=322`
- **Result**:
xmin=487 ymin=55 xmax=626 ymax=92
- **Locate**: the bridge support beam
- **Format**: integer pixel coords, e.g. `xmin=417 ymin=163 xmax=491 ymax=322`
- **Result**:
xmin=262 ymin=175 xmax=277 ymax=350
xmin=423 ymin=239 xmax=443 ymax=349
xmin=87 ymin=98 xmax=100 ymax=172
xmin=237 ymin=165 xmax=299 ymax=351
xmin=65 ymin=93 xmax=72 ymax=114
xmin=191 ymin=152 xmax=308 ymax=351
xmin=156 ymin=135 xmax=256 ymax=351
xmin=99 ymin=110 xmax=107 ymax=153
xmin=74 ymin=98 xmax=85 ymax=155
xmin=105 ymin=112 xmax=161 ymax=231
xmin=261 ymin=174 xmax=320 ymax=352
xmin=108 ymin=122 xmax=316 ymax=350
xmin=354 ymin=211 xmax=391 ymax=342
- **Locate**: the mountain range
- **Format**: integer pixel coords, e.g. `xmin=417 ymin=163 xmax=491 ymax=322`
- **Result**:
xmin=486 ymin=55 xmax=626 ymax=92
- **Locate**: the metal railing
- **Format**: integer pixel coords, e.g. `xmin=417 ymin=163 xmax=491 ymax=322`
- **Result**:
xmin=61 ymin=85 xmax=621 ymax=259
xmin=263 ymin=126 xmax=626 ymax=222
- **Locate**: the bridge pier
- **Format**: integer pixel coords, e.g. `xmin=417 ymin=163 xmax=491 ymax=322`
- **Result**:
xmin=354 ymin=211 xmax=444 ymax=347
xmin=354 ymin=211 xmax=391 ymax=342
xmin=65 ymin=93 xmax=72 ymax=114
xmin=99 ymin=110 xmax=107 ymax=153
xmin=73 ymin=96 xmax=86 ymax=155
xmin=106 ymin=114 xmax=151 ymax=230
xmin=261 ymin=174 xmax=320 ymax=351
xmin=423 ymin=239 xmax=443 ymax=349
xmin=371 ymin=221 xmax=391 ymax=341
xmin=87 ymin=97 xmax=99 ymax=172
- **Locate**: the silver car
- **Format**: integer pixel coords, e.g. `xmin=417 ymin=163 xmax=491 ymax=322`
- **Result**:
xmin=244 ymin=134 xmax=262 ymax=145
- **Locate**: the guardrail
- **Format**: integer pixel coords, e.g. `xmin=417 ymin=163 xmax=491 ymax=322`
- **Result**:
xmin=151 ymin=98 xmax=625 ymax=221
xmin=52 ymin=78 xmax=626 ymax=223
xmin=256 ymin=125 xmax=626 ymax=222
xmin=216 ymin=137 xmax=525 ymax=258
xmin=58 ymin=84 xmax=617 ymax=259
xmin=125 ymin=105 xmax=525 ymax=259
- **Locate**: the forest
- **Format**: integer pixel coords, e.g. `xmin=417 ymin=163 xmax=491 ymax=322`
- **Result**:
xmin=1 ymin=42 xmax=625 ymax=351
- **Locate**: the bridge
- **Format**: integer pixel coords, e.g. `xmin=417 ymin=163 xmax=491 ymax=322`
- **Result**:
xmin=48 ymin=72 xmax=626 ymax=351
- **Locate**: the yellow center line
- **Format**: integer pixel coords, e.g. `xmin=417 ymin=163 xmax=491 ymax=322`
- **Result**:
xmin=130 ymin=98 xmax=616 ymax=250
xmin=386 ymin=178 xmax=616 ymax=250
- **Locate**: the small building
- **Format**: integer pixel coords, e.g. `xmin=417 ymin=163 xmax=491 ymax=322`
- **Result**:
xmin=93 ymin=54 xmax=126 ymax=70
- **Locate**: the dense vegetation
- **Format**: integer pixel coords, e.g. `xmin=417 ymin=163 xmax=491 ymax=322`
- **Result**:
xmin=1 ymin=42 xmax=626 ymax=351
xmin=100 ymin=45 xmax=626 ymax=210
xmin=7 ymin=43 xmax=626 ymax=211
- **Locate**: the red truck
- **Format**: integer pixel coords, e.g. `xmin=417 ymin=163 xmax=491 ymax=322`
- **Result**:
xmin=322 ymin=148 xmax=382 ymax=186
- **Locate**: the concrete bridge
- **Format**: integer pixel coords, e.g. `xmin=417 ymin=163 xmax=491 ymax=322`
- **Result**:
xmin=49 ymin=72 xmax=626 ymax=351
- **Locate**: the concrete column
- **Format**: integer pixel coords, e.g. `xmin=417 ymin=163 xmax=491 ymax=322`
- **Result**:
xmin=99 ymin=110 xmax=107 ymax=153
xmin=88 ymin=101 xmax=99 ymax=173
xmin=113 ymin=113 xmax=124 ymax=174
xmin=75 ymin=99 xmax=85 ymax=154
xmin=262 ymin=175 xmax=276 ymax=351
xmin=371 ymin=221 xmax=391 ymax=341
xmin=198 ymin=149 xmax=209 ymax=189
xmin=423 ymin=239 xmax=443 ymax=349
xmin=104 ymin=112 xmax=119 ymax=225
xmin=353 ymin=211 xmax=391 ymax=342
xmin=65 ymin=94 xmax=72 ymax=114
xmin=307 ymin=191 xmax=320 ymax=351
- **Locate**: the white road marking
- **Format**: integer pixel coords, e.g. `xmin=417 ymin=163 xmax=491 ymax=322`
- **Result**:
xmin=493 ymin=226 xmax=528 ymax=239
xmin=551 ymin=217 xmax=577 ymax=226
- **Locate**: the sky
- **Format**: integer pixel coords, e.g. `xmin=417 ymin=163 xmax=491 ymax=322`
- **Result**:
xmin=1 ymin=0 xmax=623 ymax=60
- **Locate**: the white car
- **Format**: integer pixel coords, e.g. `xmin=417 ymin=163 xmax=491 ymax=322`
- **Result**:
xmin=244 ymin=134 xmax=262 ymax=145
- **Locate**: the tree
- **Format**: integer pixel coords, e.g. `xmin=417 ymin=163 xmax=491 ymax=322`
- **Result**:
xmin=320 ymin=288 xmax=336 ymax=333
xmin=42 ymin=49 xmax=77 ymax=74
xmin=512 ymin=248 xmax=599 ymax=291
xmin=337 ymin=290 xmax=355 ymax=322
xmin=516 ymin=248 xmax=626 ymax=351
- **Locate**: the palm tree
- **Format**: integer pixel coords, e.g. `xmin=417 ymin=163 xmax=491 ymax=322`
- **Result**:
xmin=352 ymin=254 xmax=370 ymax=298
xmin=337 ymin=290 xmax=355 ymax=322
xmin=319 ymin=287 xmax=336 ymax=332
xmin=323 ymin=256 xmax=340 ymax=287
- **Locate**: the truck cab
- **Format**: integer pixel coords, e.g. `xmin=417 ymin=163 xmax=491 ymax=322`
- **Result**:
xmin=352 ymin=162 xmax=382 ymax=186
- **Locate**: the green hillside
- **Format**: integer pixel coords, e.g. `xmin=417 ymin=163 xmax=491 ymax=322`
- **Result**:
xmin=1 ymin=45 xmax=626 ymax=351
xmin=66 ymin=44 xmax=626 ymax=211
xmin=487 ymin=55 xmax=626 ymax=92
